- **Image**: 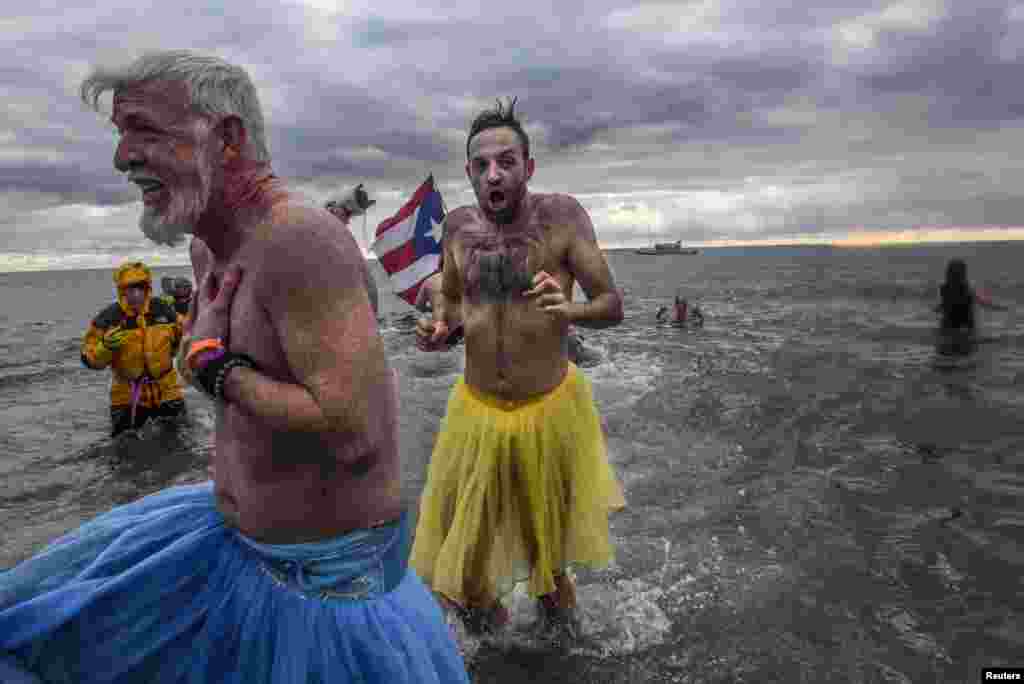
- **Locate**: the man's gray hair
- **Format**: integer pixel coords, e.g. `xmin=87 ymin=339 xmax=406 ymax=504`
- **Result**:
xmin=80 ymin=50 xmax=270 ymax=162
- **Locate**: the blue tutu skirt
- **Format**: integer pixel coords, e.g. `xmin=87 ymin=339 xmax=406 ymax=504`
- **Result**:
xmin=0 ymin=483 xmax=468 ymax=684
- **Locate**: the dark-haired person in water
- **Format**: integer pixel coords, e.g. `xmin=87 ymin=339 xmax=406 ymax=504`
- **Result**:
xmin=159 ymin=277 xmax=194 ymax=321
xmin=934 ymin=258 xmax=1008 ymax=355
xmin=413 ymin=97 xmax=626 ymax=637
xmin=656 ymin=295 xmax=703 ymax=327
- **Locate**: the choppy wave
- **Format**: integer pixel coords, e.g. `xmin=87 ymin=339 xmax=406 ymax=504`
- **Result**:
xmin=0 ymin=361 xmax=88 ymax=390
xmin=2 ymin=244 xmax=1023 ymax=681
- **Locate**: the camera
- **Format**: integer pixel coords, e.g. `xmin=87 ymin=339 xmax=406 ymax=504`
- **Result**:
xmin=326 ymin=184 xmax=375 ymax=217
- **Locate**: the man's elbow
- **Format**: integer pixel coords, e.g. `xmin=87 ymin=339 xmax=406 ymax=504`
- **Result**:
xmin=607 ymin=291 xmax=625 ymax=325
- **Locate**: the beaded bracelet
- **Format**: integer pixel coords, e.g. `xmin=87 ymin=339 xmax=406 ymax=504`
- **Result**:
xmin=193 ymin=351 xmax=258 ymax=401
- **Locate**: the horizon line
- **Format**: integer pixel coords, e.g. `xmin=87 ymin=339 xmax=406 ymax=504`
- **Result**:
xmin=2 ymin=235 xmax=1024 ymax=274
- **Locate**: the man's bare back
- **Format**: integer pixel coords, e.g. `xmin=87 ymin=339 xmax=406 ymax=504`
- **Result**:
xmin=189 ymin=197 xmax=401 ymax=543
xmin=439 ymin=192 xmax=619 ymax=399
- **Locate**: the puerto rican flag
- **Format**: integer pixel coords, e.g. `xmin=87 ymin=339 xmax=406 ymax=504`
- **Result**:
xmin=371 ymin=176 xmax=446 ymax=306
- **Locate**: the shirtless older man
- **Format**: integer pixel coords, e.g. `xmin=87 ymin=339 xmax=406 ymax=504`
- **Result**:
xmin=412 ymin=98 xmax=627 ymax=635
xmin=0 ymin=50 xmax=467 ymax=684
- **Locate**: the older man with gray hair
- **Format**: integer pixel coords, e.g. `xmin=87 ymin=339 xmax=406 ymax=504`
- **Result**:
xmin=0 ymin=50 xmax=468 ymax=684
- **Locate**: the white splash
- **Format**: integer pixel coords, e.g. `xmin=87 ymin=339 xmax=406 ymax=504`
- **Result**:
xmin=456 ymin=576 xmax=673 ymax=659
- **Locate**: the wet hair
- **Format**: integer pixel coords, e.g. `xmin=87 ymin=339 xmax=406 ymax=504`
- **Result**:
xmin=940 ymin=258 xmax=974 ymax=330
xmin=466 ymin=97 xmax=530 ymax=160
xmin=80 ymin=50 xmax=270 ymax=161
xmin=944 ymin=258 xmax=968 ymax=289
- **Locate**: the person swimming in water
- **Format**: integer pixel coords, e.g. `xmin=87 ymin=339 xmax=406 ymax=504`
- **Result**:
xmin=159 ymin=277 xmax=194 ymax=320
xmin=934 ymin=258 xmax=1008 ymax=355
xmin=657 ymin=295 xmax=704 ymax=326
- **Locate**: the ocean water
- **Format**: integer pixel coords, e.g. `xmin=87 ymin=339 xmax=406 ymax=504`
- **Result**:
xmin=1 ymin=241 xmax=1022 ymax=683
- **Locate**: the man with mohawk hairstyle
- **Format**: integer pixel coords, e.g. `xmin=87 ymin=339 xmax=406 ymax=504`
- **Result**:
xmin=413 ymin=97 xmax=627 ymax=638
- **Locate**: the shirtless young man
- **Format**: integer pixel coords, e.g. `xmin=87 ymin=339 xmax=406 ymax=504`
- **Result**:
xmin=411 ymin=98 xmax=627 ymax=635
xmin=0 ymin=50 xmax=467 ymax=684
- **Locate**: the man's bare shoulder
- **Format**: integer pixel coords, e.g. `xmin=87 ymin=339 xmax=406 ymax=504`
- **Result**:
xmin=252 ymin=202 xmax=366 ymax=298
xmin=533 ymin=193 xmax=596 ymax=245
xmin=533 ymin=192 xmax=588 ymax=223
xmin=261 ymin=202 xmax=358 ymax=255
xmin=443 ymin=205 xmax=481 ymax=241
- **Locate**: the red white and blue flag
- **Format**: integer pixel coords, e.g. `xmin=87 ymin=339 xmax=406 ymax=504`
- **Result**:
xmin=371 ymin=176 xmax=446 ymax=306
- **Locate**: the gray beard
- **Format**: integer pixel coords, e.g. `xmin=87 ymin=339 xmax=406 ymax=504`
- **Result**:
xmin=140 ymin=205 xmax=193 ymax=247
xmin=138 ymin=155 xmax=213 ymax=247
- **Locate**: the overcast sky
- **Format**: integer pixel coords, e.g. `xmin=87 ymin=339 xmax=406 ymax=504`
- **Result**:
xmin=4 ymin=0 xmax=1024 ymax=270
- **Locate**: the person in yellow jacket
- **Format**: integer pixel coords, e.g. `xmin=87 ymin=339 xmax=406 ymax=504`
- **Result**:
xmin=81 ymin=261 xmax=186 ymax=436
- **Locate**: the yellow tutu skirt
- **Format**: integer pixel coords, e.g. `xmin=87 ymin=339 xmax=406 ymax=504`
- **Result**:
xmin=411 ymin=363 xmax=626 ymax=608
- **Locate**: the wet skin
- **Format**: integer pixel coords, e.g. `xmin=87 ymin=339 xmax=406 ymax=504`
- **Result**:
xmin=188 ymin=215 xmax=401 ymax=544
xmin=418 ymin=126 xmax=622 ymax=399
xmin=111 ymin=81 xmax=400 ymax=543
xmin=455 ymin=216 xmax=557 ymax=392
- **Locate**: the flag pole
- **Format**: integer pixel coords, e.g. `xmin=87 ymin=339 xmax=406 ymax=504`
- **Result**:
xmin=429 ymin=173 xmax=448 ymax=217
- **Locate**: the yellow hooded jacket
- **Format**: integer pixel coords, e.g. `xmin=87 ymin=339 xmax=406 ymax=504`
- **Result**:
xmin=80 ymin=262 xmax=185 ymax=409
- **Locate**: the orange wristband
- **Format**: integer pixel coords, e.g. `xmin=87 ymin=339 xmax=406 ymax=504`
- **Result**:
xmin=185 ymin=338 xmax=225 ymax=368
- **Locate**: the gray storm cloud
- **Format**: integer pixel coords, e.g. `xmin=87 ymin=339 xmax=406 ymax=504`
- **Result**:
xmin=2 ymin=0 xmax=1024 ymax=269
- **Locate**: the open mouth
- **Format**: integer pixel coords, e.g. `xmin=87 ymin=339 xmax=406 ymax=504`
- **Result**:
xmin=133 ymin=179 xmax=165 ymax=202
xmin=489 ymin=190 xmax=506 ymax=205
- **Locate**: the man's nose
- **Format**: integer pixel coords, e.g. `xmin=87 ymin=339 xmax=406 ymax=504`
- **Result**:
xmin=485 ymin=162 xmax=501 ymax=183
xmin=114 ymin=138 xmax=144 ymax=173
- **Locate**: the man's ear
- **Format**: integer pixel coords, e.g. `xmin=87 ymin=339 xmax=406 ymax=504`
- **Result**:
xmin=216 ymin=115 xmax=247 ymax=162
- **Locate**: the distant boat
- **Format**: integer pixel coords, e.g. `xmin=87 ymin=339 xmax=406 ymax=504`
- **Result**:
xmin=635 ymin=240 xmax=698 ymax=255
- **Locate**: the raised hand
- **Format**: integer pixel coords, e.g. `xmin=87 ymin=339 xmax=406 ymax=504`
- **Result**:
xmin=101 ymin=325 xmax=128 ymax=351
xmin=525 ymin=270 xmax=570 ymax=324
xmin=190 ymin=266 xmax=242 ymax=344
xmin=415 ymin=314 xmax=451 ymax=352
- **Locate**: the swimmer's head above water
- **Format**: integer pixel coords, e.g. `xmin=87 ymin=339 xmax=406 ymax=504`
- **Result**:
xmin=944 ymin=258 xmax=968 ymax=289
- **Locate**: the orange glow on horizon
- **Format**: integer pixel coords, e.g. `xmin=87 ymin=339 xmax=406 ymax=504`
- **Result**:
xmin=832 ymin=227 xmax=1024 ymax=247
xmin=612 ymin=227 xmax=1024 ymax=251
